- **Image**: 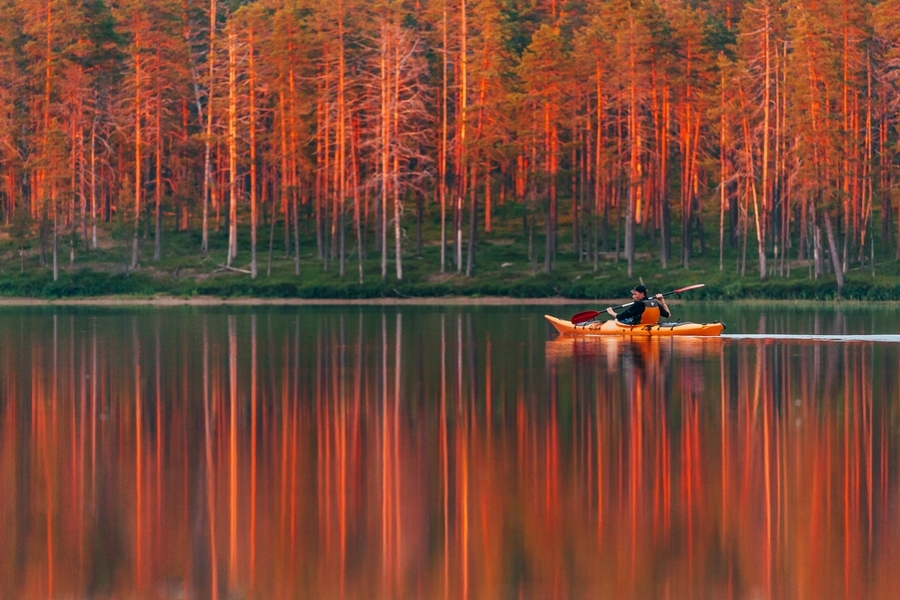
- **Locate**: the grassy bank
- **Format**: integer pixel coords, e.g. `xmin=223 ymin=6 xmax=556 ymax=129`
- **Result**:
xmin=2 ymin=213 xmax=899 ymax=301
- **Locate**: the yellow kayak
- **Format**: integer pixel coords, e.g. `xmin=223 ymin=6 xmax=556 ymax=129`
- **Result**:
xmin=544 ymin=314 xmax=725 ymax=337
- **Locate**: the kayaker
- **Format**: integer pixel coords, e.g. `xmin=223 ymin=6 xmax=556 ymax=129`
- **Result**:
xmin=606 ymin=284 xmax=670 ymax=325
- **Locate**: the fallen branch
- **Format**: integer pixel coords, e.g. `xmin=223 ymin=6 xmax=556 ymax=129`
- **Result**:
xmin=215 ymin=264 xmax=253 ymax=275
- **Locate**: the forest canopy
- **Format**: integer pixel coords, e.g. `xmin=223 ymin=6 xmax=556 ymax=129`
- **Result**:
xmin=1 ymin=0 xmax=899 ymax=292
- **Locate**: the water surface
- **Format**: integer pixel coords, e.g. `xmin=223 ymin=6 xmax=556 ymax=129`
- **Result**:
xmin=1 ymin=304 xmax=898 ymax=599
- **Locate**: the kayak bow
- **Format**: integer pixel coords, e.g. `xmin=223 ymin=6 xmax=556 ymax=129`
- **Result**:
xmin=544 ymin=314 xmax=725 ymax=337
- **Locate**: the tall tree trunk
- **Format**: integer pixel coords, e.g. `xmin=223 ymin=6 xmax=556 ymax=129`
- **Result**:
xmin=594 ymin=62 xmax=603 ymax=271
xmin=323 ymin=46 xmax=332 ymax=268
xmin=466 ymin=162 xmax=476 ymax=276
xmin=467 ymin=61 xmax=489 ymax=276
xmin=880 ymin=113 xmax=892 ymax=256
xmin=759 ymin=0 xmax=771 ymax=278
xmin=681 ymin=43 xmax=698 ymax=270
xmin=201 ymin=0 xmax=216 ymax=254
xmin=351 ymin=111 xmax=363 ymax=283
xmin=719 ymin=64 xmax=726 ymax=271
xmin=53 ymin=187 xmax=58 ymax=280
xmin=293 ymin=179 xmax=300 ymax=276
xmin=440 ymin=0 xmax=448 ymax=272
xmin=154 ymin=48 xmax=163 ymax=262
xmin=338 ymin=1 xmax=347 ymax=278
xmin=739 ymin=89 xmax=763 ymax=281
xmin=227 ymin=26 xmax=237 ymax=267
xmin=858 ymin=52 xmax=873 ymax=267
xmin=249 ymin=27 xmax=258 ymax=278
xmin=393 ymin=36 xmax=403 ymax=280
xmin=267 ymin=178 xmax=276 ymax=277
xmin=288 ymin=65 xmax=300 ymax=276
xmin=132 ymin=27 xmax=142 ymax=270
xmin=550 ymin=120 xmax=558 ymax=269
xmin=280 ymin=88 xmax=290 ymax=261
xmin=90 ymin=118 xmax=97 ymax=249
xmin=456 ymin=0 xmax=467 ymax=274
xmin=572 ymin=113 xmax=578 ymax=260
xmin=380 ymin=23 xmax=390 ymax=282
xmin=626 ymin=24 xmax=637 ymax=277
xmin=660 ymin=78 xmax=670 ymax=268
xmin=77 ymin=91 xmax=87 ymax=250
xmin=841 ymin=13 xmax=851 ymax=274
xmin=543 ymin=106 xmax=551 ymax=274
xmin=823 ymin=209 xmax=844 ymax=294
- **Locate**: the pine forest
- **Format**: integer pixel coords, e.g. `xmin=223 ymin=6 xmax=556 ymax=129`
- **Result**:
xmin=2 ymin=0 xmax=900 ymax=294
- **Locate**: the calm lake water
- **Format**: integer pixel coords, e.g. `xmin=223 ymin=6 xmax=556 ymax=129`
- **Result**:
xmin=1 ymin=303 xmax=899 ymax=599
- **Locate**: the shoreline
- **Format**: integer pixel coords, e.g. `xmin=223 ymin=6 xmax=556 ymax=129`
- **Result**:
xmin=0 ymin=295 xmax=890 ymax=308
xmin=0 ymin=295 xmax=588 ymax=307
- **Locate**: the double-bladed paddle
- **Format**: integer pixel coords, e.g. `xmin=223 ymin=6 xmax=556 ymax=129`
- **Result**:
xmin=570 ymin=283 xmax=706 ymax=325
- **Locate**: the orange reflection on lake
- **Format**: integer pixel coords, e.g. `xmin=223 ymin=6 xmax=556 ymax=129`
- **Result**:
xmin=0 ymin=309 xmax=898 ymax=599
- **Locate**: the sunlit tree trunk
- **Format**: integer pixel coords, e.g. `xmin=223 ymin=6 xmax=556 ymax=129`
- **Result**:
xmin=323 ymin=45 xmax=331 ymax=269
xmin=594 ymin=61 xmax=603 ymax=272
xmin=808 ymin=42 xmax=824 ymax=279
xmin=778 ymin=41 xmax=788 ymax=276
xmin=759 ymin=0 xmax=771 ymax=278
xmin=380 ymin=23 xmax=390 ymax=282
xmin=393 ymin=35 xmax=403 ymax=280
xmin=351 ymin=111 xmax=363 ymax=283
xmin=440 ymin=0 xmax=448 ymax=272
xmin=153 ymin=47 xmax=163 ymax=262
xmin=132 ymin=26 xmax=142 ymax=270
xmin=249 ymin=26 xmax=258 ymax=278
xmin=626 ymin=18 xmax=638 ymax=277
xmin=44 ymin=0 xmax=55 ymax=278
xmin=90 ymin=117 xmax=97 ymax=248
xmin=572 ymin=110 xmax=579 ymax=259
xmin=289 ymin=64 xmax=300 ymax=276
xmin=75 ymin=84 xmax=87 ymax=251
xmin=467 ymin=55 xmax=489 ymax=276
xmin=201 ymin=0 xmax=216 ymax=255
xmin=337 ymin=0 xmax=347 ymax=277
xmin=661 ymin=77 xmax=670 ymax=268
xmin=858 ymin=53 xmax=873 ymax=267
xmin=719 ymin=62 xmax=727 ymax=271
xmin=879 ymin=103 xmax=892 ymax=256
xmin=543 ymin=106 xmax=558 ymax=274
xmin=841 ymin=11 xmax=851 ymax=273
xmin=279 ymin=86 xmax=289 ymax=268
xmin=543 ymin=107 xmax=551 ymax=274
xmin=823 ymin=209 xmax=844 ymax=293
xmin=456 ymin=0 xmax=468 ymax=274
xmin=226 ymin=25 xmax=237 ymax=267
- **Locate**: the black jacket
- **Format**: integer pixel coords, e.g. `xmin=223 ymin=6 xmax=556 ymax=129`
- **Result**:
xmin=616 ymin=298 xmax=670 ymax=325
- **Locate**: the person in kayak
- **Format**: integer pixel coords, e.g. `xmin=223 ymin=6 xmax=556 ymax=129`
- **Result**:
xmin=606 ymin=284 xmax=670 ymax=325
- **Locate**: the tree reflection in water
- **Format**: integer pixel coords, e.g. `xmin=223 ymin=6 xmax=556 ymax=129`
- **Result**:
xmin=0 ymin=309 xmax=897 ymax=599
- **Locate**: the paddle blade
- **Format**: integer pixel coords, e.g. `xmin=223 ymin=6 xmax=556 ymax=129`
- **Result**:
xmin=671 ymin=283 xmax=705 ymax=294
xmin=570 ymin=310 xmax=602 ymax=325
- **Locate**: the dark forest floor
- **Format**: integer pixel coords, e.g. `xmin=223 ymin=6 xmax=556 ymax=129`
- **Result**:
xmin=1 ymin=213 xmax=899 ymax=301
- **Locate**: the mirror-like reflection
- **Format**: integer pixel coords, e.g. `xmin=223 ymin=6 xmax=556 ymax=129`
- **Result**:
xmin=0 ymin=307 xmax=898 ymax=599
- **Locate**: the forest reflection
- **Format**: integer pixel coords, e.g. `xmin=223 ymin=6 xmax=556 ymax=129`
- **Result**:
xmin=0 ymin=309 xmax=897 ymax=599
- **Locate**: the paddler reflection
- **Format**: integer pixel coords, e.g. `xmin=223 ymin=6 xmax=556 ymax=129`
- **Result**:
xmin=545 ymin=336 xmax=662 ymax=372
xmin=545 ymin=336 xmax=721 ymax=398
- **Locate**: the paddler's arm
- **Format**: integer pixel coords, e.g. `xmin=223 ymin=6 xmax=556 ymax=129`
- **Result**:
xmin=655 ymin=293 xmax=671 ymax=318
xmin=606 ymin=307 xmax=617 ymax=317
